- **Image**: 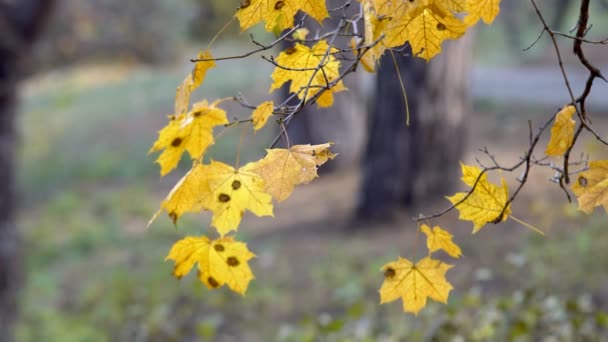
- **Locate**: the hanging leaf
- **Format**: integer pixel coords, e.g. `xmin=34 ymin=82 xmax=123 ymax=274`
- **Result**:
xmin=447 ymin=163 xmax=511 ymax=233
xmin=166 ymin=235 xmax=256 ymax=295
xmin=421 ymin=224 xmax=462 ymax=258
xmin=379 ymin=256 xmax=453 ymax=315
xmin=270 ymin=40 xmax=346 ymax=108
xmin=545 ymin=105 xmax=576 ymax=157
xmin=175 ymin=51 xmax=215 ymax=115
xmin=246 ymin=143 xmax=336 ymax=201
xmin=571 ymin=160 xmax=608 ymax=214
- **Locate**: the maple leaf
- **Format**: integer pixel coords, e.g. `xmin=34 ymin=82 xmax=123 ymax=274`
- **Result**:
xmin=149 ymin=100 xmax=229 ymax=176
xmin=246 ymin=143 xmax=336 ymax=202
xmin=379 ymin=256 xmax=453 ymax=315
xmin=148 ymin=163 xmax=207 ymax=226
xmin=447 ymin=163 xmax=511 ymax=233
xmin=545 ymin=105 xmax=576 ymax=156
xmin=407 ymin=7 xmax=467 ymax=61
xmin=464 ymin=0 xmax=501 ymax=26
xmin=251 ymin=101 xmax=274 ymax=131
xmin=235 ymin=0 xmax=328 ymax=34
xmin=270 ymin=40 xmax=346 ymax=108
xmin=165 ymin=235 xmax=256 ymax=295
xmin=571 ymin=160 xmax=608 ymax=214
xmin=364 ymin=0 xmax=466 ymax=62
xmin=175 ymin=51 xmax=215 ymax=115
xmin=420 ymin=224 xmax=462 ymax=258
xmin=199 ymin=161 xmax=274 ymax=236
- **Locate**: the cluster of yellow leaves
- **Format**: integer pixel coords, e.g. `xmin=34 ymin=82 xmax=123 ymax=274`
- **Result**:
xmin=379 ymin=224 xmax=460 ymax=314
xmin=149 ymin=62 xmax=336 ymax=294
xmin=358 ymin=0 xmax=501 ymax=68
xmin=543 ymin=105 xmax=608 ymax=215
xmin=270 ymin=40 xmax=346 ymax=108
xmin=447 ymin=163 xmax=511 ymax=233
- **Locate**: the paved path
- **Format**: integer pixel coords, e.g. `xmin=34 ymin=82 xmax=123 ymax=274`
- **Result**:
xmin=472 ymin=64 xmax=608 ymax=111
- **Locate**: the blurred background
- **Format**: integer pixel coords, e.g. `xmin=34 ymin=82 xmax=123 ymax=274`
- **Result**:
xmin=1 ymin=0 xmax=608 ymax=341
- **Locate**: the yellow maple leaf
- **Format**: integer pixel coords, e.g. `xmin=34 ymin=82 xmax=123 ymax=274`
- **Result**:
xmin=464 ymin=0 xmax=501 ymax=26
xmin=270 ymin=40 xmax=346 ymax=108
xmin=545 ymin=105 xmax=576 ymax=156
xmin=571 ymin=160 xmax=608 ymax=214
xmin=446 ymin=163 xmax=511 ymax=233
xmin=199 ymin=161 xmax=274 ymax=236
xmin=356 ymin=0 xmax=387 ymax=71
xmin=235 ymin=0 xmax=328 ymax=34
xmin=165 ymin=235 xmax=256 ymax=295
xmin=149 ymin=100 xmax=229 ymax=176
xmin=365 ymin=0 xmax=466 ymax=62
xmin=246 ymin=143 xmax=336 ymax=202
xmin=251 ymin=101 xmax=274 ymax=131
xmin=407 ymin=7 xmax=467 ymax=61
xmin=379 ymin=256 xmax=453 ymax=315
xmin=175 ymin=51 xmax=215 ymax=115
xmin=148 ymin=163 xmax=207 ymax=226
xmin=420 ymin=224 xmax=462 ymax=258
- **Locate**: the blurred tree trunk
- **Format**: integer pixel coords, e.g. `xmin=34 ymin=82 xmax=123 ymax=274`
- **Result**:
xmin=0 ymin=1 xmax=55 ymax=340
xmin=356 ymin=33 xmax=474 ymax=222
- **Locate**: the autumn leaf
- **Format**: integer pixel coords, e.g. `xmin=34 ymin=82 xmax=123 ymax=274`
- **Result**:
xmin=165 ymin=235 xmax=255 ymax=295
xmin=270 ymin=40 xmax=346 ymax=108
xmin=447 ymin=163 xmax=511 ymax=233
xmin=379 ymin=256 xmax=453 ymax=315
xmin=235 ymin=0 xmax=328 ymax=34
xmin=361 ymin=0 xmax=467 ymax=62
xmin=246 ymin=143 xmax=336 ymax=201
xmin=546 ymin=105 xmax=576 ymax=156
xmin=571 ymin=160 xmax=608 ymax=214
xmin=406 ymin=7 xmax=467 ymax=61
xmin=149 ymin=100 xmax=229 ymax=176
xmin=175 ymin=51 xmax=215 ymax=115
xmin=464 ymin=0 xmax=501 ymax=26
xmin=420 ymin=224 xmax=462 ymax=258
xmin=251 ymin=101 xmax=274 ymax=131
xmin=148 ymin=163 xmax=207 ymax=226
xmin=199 ymin=161 xmax=274 ymax=236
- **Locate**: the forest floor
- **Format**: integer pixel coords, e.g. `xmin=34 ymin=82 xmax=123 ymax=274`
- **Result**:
xmin=14 ymin=47 xmax=608 ymax=341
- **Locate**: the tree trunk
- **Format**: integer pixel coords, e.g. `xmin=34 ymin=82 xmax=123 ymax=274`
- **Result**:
xmin=0 ymin=2 xmax=55 ymax=339
xmin=356 ymin=33 xmax=474 ymax=222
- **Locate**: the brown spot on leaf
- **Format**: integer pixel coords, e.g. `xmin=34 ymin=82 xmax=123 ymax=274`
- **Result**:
xmin=285 ymin=47 xmax=296 ymax=55
xmin=578 ymin=176 xmax=588 ymax=187
xmin=227 ymin=256 xmax=240 ymax=267
xmin=207 ymin=277 xmax=220 ymax=288
xmin=274 ymin=0 xmax=285 ymax=10
xmin=192 ymin=110 xmax=203 ymax=117
xmin=436 ymin=23 xmax=446 ymax=31
xmin=218 ymin=193 xmax=231 ymax=203
xmin=171 ymin=137 xmax=182 ymax=147
xmin=173 ymin=267 xmax=183 ymax=279
xmin=240 ymin=0 xmax=250 ymax=9
xmin=384 ymin=267 xmax=396 ymax=278
xmin=214 ymin=244 xmax=225 ymax=252
xmin=232 ymin=180 xmax=242 ymax=190
xmin=168 ymin=211 xmax=178 ymax=224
